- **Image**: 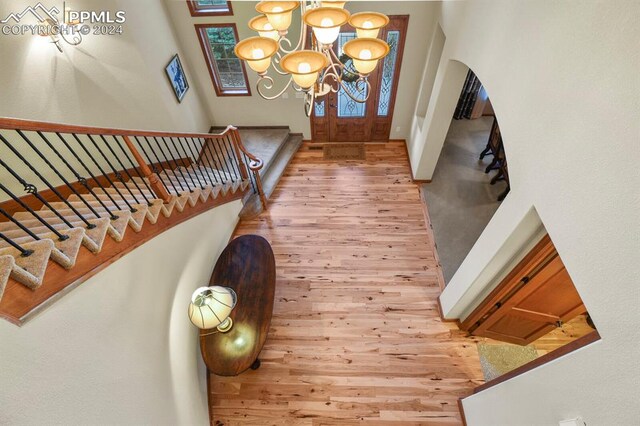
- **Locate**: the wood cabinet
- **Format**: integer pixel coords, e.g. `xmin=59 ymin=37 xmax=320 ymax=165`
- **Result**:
xmin=460 ymin=235 xmax=586 ymax=345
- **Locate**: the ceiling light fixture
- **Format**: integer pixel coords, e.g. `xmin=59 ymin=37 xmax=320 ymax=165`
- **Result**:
xmin=236 ymin=1 xmax=390 ymax=116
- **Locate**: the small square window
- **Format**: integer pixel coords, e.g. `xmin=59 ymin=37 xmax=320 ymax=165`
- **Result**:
xmin=186 ymin=0 xmax=233 ymax=17
xmin=196 ymin=24 xmax=251 ymax=96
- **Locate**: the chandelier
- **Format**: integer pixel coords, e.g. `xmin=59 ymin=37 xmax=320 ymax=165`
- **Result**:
xmin=234 ymin=1 xmax=390 ymax=116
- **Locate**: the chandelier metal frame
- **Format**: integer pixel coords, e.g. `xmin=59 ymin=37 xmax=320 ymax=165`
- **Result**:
xmin=236 ymin=1 xmax=390 ymax=117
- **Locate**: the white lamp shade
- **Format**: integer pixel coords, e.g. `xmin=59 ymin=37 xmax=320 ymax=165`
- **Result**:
xmin=281 ymin=50 xmax=328 ymax=89
xmin=304 ymin=7 xmax=350 ymax=45
xmin=255 ymin=1 xmax=299 ymax=32
xmin=349 ymin=12 xmax=389 ymax=39
xmin=235 ymin=36 xmax=279 ymax=73
xmin=321 ymin=1 xmax=347 ymax=9
xmin=188 ymin=286 xmax=237 ymax=330
xmin=343 ymin=37 xmax=390 ymax=75
xmin=248 ymin=15 xmax=280 ymax=40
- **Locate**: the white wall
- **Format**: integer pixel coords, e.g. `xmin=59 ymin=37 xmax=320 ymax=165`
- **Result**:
xmin=164 ymin=0 xmax=438 ymax=139
xmin=0 ymin=0 xmax=213 ymax=201
xmin=0 ymin=0 xmax=210 ymax=132
xmin=0 ymin=200 xmax=242 ymax=425
xmin=408 ymin=1 xmax=640 ymax=424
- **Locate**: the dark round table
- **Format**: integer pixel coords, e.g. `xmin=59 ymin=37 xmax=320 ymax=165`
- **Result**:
xmin=199 ymin=234 xmax=276 ymax=376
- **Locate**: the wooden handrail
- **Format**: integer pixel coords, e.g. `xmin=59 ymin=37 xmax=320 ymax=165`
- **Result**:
xmin=0 ymin=117 xmax=266 ymax=208
xmin=228 ymin=127 xmax=267 ymax=209
xmin=122 ymin=136 xmax=171 ymax=203
xmin=0 ymin=117 xmax=233 ymax=140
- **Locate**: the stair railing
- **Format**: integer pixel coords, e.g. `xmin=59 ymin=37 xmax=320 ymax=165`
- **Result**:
xmin=0 ymin=117 xmax=263 ymax=275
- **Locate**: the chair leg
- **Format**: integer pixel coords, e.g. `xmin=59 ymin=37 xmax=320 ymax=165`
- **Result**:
xmin=498 ymin=185 xmax=510 ymax=201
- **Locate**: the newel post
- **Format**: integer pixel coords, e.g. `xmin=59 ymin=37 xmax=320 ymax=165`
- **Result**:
xmin=122 ymin=135 xmax=171 ymax=203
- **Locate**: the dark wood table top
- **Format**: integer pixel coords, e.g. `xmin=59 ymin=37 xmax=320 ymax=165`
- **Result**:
xmin=199 ymin=234 xmax=276 ymax=376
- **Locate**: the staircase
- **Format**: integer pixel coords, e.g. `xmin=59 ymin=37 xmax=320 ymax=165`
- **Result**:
xmin=0 ymin=118 xmax=265 ymax=325
xmin=211 ymin=127 xmax=303 ymax=217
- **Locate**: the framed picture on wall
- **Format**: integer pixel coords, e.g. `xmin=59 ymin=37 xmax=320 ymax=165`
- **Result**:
xmin=165 ymin=54 xmax=189 ymax=103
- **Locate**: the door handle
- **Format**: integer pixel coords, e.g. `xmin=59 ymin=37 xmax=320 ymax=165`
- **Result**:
xmin=330 ymin=104 xmax=335 ymax=108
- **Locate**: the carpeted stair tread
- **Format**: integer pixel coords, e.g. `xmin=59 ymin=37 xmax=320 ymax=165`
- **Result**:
xmin=131 ymin=177 xmax=191 ymax=212
xmin=0 ymin=255 xmax=15 ymax=303
xmin=188 ymin=165 xmax=241 ymax=194
xmin=29 ymin=204 xmax=132 ymax=242
xmin=63 ymin=197 xmax=148 ymax=232
xmin=156 ymin=171 xmax=202 ymax=206
xmin=8 ymin=212 xmax=110 ymax=253
xmin=0 ymin=239 xmax=54 ymax=290
xmin=0 ymin=227 xmax=85 ymax=270
xmin=92 ymin=186 xmax=165 ymax=222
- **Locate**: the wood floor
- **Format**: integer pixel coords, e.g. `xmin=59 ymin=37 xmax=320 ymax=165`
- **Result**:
xmin=210 ymin=142 xmax=485 ymax=425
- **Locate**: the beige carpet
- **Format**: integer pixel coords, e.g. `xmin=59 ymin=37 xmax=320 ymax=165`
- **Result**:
xmin=477 ymin=342 xmax=539 ymax=381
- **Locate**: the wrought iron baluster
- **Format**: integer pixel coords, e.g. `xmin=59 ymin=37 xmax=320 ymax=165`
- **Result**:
xmin=34 ymin=131 xmax=112 ymax=219
xmin=0 ymin=132 xmax=94 ymax=228
xmin=0 ymin=183 xmax=68 ymax=240
xmin=169 ymin=137 xmax=198 ymax=189
xmin=153 ymin=137 xmax=187 ymax=192
xmin=209 ymin=138 xmax=234 ymax=182
xmin=222 ymin=134 xmax=242 ymax=180
xmin=17 ymin=130 xmax=103 ymax=220
xmin=86 ymin=134 xmax=139 ymax=210
xmin=242 ymin=152 xmax=258 ymax=193
xmin=0 ymin=233 xmax=33 ymax=257
xmin=110 ymin=135 xmax=153 ymax=204
xmin=136 ymin=136 xmax=174 ymax=194
xmin=0 ymin=206 xmax=41 ymax=242
xmin=72 ymin=133 xmax=134 ymax=212
xmin=180 ymin=137 xmax=209 ymax=188
xmin=160 ymin=137 xmax=192 ymax=191
xmin=97 ymin=135 xmax=141 ymax=208
xmin=199 ymin=138 xmax=225 ymax=184
xmin=56 ymin=132 xmax=123 ymax=217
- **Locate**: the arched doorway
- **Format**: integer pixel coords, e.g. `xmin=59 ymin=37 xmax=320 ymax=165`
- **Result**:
xmin=421 ymin=66 xmax=509 ymax=284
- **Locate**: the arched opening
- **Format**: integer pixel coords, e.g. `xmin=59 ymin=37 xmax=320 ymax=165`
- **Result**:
xmin=422 ymin=67 xmax=508 ymax=284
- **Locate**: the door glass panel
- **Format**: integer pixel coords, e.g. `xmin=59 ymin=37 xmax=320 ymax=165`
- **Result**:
xmin=337 ymin=32 xmax=367 ymax=118
xmin=314 ymin=99 xmax=325 ymax=117
xmin=377 ymin=30 xmax=400 ymax=117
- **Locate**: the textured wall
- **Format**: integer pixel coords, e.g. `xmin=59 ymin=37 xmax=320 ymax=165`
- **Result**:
xmin=0 ymin=200 xmax=242 ymax=425
xmin=409 ymin=1 xmax=640 ymax=424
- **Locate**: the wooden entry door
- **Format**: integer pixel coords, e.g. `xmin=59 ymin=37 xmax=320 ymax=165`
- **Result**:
xmin=311 ymin=16 xmax=408 ymax=142
xmin=460 ymin=235 xmax=587 ymax=346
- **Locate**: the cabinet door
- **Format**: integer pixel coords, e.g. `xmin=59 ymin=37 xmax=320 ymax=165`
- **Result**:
xmin=473 ymin=255 xmax=585 ymax=345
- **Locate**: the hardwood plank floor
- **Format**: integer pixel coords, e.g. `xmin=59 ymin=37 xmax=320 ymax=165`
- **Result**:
xmin=210 ymin=142 xmax=485 ymax=425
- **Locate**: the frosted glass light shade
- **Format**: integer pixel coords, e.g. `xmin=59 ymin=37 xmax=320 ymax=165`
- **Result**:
xmin=235 ymin=36 xmax=279 ymax=73
xmin=304 ymin=8 xmax=350 ymax=45
xmin=188 ymin=286 xmax=237 ymax=330
xmin=248 ymin=15 xmax=280 ymax=40
xmin=255 ymin=1 xmax=299 ymax=31
xmin=343 ymin=38 xmax=389 ymax=74
xmin=349 ymin=12 xmax=389 ymax=39
xmin=321 ymin=1 xmax=347 ymax=8
xmin=281 ymin=50 xmax=328 ymax=89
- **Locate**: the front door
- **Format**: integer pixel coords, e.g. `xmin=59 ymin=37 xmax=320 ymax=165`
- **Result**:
xmin=311 ymin=16 xmax=408 ymax=142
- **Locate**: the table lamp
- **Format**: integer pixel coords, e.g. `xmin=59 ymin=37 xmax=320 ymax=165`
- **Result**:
xmin=188 ymin=286 xmax=237 ymax=333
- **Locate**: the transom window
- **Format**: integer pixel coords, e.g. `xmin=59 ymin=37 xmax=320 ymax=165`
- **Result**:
xmin=196 ymin=24 xmax=251 ymax=96
xmin=187 ymin=0 xmax=233 ymax=16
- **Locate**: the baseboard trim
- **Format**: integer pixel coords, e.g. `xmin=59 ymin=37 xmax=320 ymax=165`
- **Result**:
xmin=458 ymin=398 xmax=468 ymax=426
xmin=400 ymin=139 xmax=433 ymax=184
